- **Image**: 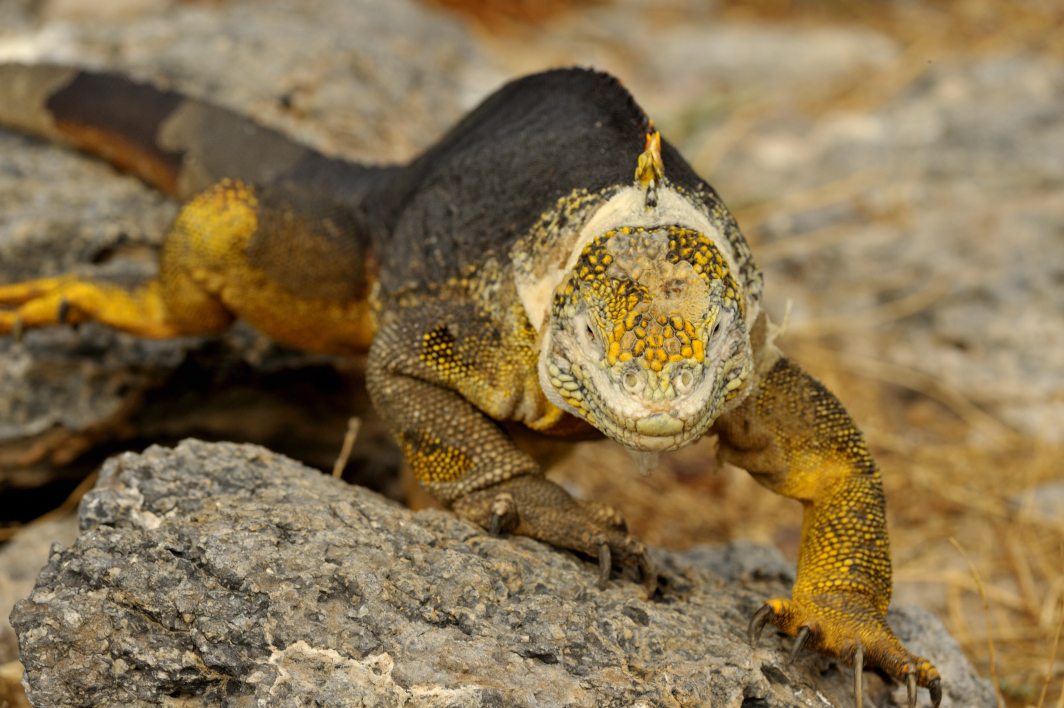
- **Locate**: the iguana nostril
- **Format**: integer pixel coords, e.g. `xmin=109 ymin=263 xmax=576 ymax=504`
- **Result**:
xmin=623 ymin=370 xmax=644 ymax=394
xmin=675 ymin=368 xmax=694 ymax=394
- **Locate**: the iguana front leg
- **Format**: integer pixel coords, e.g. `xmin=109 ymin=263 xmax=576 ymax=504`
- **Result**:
xmin=0 ymin=180 xmax=375 ymax=353
xmin=713 ymin=355 xmax=941 ymax=708
xmin=366 ymin=317 xmax=655 ymax=594
xmin=0 ymin=180 xmax=256 ymax=340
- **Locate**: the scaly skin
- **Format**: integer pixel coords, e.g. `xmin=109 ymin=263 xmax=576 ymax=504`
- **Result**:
xmin=0 ymin=64 xmax=941 ymax=706
xmin=542 ymin=223 xmax=752 ymax=451
xmin=714 ymin=342 xmax=941 ymax=706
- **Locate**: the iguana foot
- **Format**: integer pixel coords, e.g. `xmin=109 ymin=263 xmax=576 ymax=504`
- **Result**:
xmin=0 ymin=275 xmax=184 ymax=338
xmin=748 ymin=595 xmax=941 ymax=708
xmin=0 ymin=276 xmax=68 ymax=335
xmin=576 ymin=499 xmax=629 ymax=532
xmin=452 ymin=475 xmax=656 ymax=596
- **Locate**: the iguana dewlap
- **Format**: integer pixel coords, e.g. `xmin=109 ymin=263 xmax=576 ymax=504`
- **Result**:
xmin=0 ymin=64 xmax=940 ymax=707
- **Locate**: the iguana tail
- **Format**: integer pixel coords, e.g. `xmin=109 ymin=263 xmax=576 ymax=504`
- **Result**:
xmin=0 ymin=62 xmax=395 ymax=206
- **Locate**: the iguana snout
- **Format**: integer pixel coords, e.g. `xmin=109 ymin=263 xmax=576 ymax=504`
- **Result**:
xmin=541 ymin=224 xmax=753 ymax=452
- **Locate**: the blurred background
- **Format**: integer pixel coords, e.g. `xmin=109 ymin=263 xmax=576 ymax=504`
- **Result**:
xmin=1 ymin=0 xmax=1063 ymax=705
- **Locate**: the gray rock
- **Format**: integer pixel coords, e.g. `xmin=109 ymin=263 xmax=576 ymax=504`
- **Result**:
xmin=0 ymin=515 xmax=78 ymax=664
xmin=13 ymin=440 xmax=994 ymax=707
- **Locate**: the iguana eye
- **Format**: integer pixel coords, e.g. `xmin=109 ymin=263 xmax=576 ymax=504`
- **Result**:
xmin=707 ymin=320 xmax=723 ymax=346
xmin=575 ymin=313 xmax=603 ymax=358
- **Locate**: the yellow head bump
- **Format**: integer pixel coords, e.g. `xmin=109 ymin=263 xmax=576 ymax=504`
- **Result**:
xmin=545 ymin=224 xmax=751 ymax=451
xmin=692 ymin=338 xmax=705 ymax=363
xmin=560 ymin=226 xmax=744 ymax=375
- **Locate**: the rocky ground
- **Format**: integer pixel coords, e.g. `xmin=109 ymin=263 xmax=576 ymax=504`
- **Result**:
xmin=1 ymin=0 xmax=1062 ymax=705
xmin=12 ymin=440 xmax=993 ymax=707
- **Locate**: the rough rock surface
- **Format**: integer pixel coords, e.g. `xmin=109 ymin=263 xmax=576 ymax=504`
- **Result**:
xmin=12 ymin=440 xmax=994 ymax=707
xmin=0 ymin=515 xmax=78 ymax=666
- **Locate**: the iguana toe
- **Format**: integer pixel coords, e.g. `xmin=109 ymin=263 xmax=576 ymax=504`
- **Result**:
xmin=578 ymin=500 xmax=628 ymax=532
xmin=0 ymin=274 xmax=188 ymax=338
xmin=487 ymin=492 xmax=516 ymax=537
xmin=748 ymin=595 xmax=942 ymax=708
xmin=453 ymin=475 xmax=656 ymax=597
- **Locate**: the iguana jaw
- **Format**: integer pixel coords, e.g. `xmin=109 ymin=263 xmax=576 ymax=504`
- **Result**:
xmin=540 ymin=318 xmax=751 ymax=452
xmin=538 ymin=225 xmax=753 ymax=453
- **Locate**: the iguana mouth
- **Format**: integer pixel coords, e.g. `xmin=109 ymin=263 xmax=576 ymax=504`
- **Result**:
xmin=540 ymin=224 xmax=753 ymax=452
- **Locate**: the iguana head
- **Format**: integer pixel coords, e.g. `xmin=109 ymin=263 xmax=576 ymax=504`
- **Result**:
xmin=540 ymin=223 xmax=752 ymax=455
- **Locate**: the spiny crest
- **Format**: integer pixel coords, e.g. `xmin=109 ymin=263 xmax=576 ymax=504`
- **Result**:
xmin=634 ymin=126 xmax=664 ymax=208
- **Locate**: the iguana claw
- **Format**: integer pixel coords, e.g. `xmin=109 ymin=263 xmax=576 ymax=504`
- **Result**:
xmin=747 ymin=598 xmax=942 ymax=708
xmin=906 ymin=672 xmax=941 ymax=708
xmin=57 ymin=296 xmax=70 ymax=325
xmin=748 ymin=603 xmax=773 ymax=645
xmin=928 ymin=677 xmax=942 ymax=707
xmin=598 ymin=542 xmax=611 ymax=590
xmin=487 ymin=493 xmax=515 ymax=537
xmin=788 ymin=626 xmax=811 ymax=664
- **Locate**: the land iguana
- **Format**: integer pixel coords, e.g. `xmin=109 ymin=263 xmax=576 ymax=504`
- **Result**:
xmin=0 ymin=64 xmax=941 ymax=707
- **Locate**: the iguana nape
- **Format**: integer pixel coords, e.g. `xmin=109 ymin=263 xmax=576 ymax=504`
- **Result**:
xmin=0 ymin=64 xmax=941 ymax=707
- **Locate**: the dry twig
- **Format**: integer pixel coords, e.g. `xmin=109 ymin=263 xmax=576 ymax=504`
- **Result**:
xmin=733 ymin=169 xmax=882 ymax=231
xmin=332 ymin=417 xmax=362 ymax=478
xmin=1037 ymin=582 xmax=1064 ymax=708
